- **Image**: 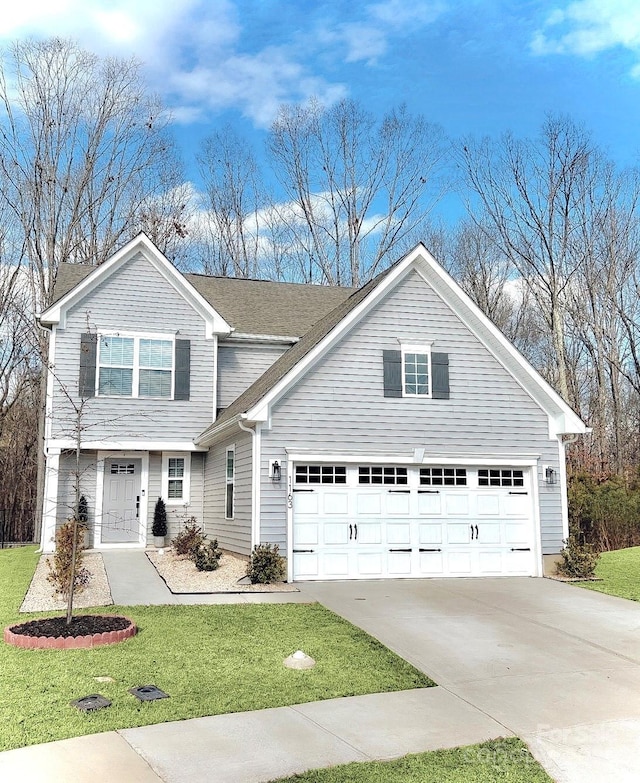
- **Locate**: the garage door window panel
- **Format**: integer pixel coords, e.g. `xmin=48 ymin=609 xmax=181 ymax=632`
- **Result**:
xmin=359 ymin=466 xmax=408 ymax=485
xmin=295 ymin=465 xmax=346 ymax=484
xmin=478 ymin=469 xmax=524 ymax=487
xmin=420 ymin=467 xmax=467 ymax=486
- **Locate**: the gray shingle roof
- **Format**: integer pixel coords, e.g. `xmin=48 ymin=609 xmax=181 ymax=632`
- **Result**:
xmin=52 ymin=263 xmax=355 ymax=338
xmin=199 ymin=258 xmax=403 ymax=442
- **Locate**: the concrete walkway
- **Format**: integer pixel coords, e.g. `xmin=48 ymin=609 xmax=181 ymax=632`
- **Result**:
xmin=101 ymin=549 xmax=309 ymax=605
xmin=0 ymin=689 xmax=508 ymax=782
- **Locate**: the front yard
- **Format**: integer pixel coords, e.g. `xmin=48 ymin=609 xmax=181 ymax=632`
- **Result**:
xmin=0 ymin=546 xmax=431 ymax=751
xmin=575 ymin=545 xmax=640 ymax=601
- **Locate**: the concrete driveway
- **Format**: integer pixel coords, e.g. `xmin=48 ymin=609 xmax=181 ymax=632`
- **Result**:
xmin=299 ymin=577 xmax=640 ymax=783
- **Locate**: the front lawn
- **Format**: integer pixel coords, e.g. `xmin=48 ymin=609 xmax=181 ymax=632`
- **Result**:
xmin=0 ymin=546 xmax=432 ymax=751
xmin=576 ymin=546 xmax=640 ymax=601
xmin=269 ymin=739 xmax=553 ymax=782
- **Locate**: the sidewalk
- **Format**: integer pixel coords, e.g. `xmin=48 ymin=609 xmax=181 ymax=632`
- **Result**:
xmin=0 ymin=688 xmax=509 ymax=783
xmin=101 ymin=550 xmax=310 ymax=605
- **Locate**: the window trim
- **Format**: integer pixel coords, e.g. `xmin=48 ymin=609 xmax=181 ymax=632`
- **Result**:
xmin=96 ymin=331 xmax=175 ymax=400
xmin=161 ymin=452 xmax=191 ymax=505
xmin=400 ymin=342 xmax=432 ymax=398
xmin=225 ymin=445 xmax=235 ymax=520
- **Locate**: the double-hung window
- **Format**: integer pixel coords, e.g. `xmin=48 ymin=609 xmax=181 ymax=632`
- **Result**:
xmin=402 ymin=344 xmax=431 ymax=397
xmin=98 ymin=334 xmax=174 ymax=398
xmin=225 ymin=447 xmax=235 ymax=519
xmin=162 ymin=453 xmax=191 ymax=504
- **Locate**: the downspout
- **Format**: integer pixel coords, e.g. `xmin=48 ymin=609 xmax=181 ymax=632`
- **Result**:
xmin=238 ymin=417 xmax=261 ymax=550
xmin=557 ymin=432 xmax=584 ymax=543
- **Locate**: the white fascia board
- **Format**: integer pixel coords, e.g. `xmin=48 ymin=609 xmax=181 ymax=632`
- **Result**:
xmin=195 ymin=414 xmax=243 ymax=447
xmin=38 ymin=233 xmax=232 ymax=338
xmin=221 ymin=333 xmax=299 ymax=345
xmin=48 ymin=438 xmax=207 ymax=452
xmin=412 ymin=257 xmax=587 ymax=436
xmin=244 ymin=246 xmax=423 ymax=422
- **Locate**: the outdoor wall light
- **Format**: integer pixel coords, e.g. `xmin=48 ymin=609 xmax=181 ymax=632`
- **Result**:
xmin=544 ymin=466 xmax=557 ymax=485
xmin=270 ymin=460 xmax=282 ymax=482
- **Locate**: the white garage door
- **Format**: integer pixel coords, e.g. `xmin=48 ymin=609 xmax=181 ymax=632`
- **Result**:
xmin=291 ymin=464 xmax=536 ymax=580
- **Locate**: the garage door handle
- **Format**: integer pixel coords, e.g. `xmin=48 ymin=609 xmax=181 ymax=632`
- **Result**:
xmin=293 ymin=549 xmax=315 ymax=553
xmin=509 ymin=491 xmax=528 ymax=495
xmin=354 ymin=524 xmax=358 ymax=540
xmin=419 ymin=548 xmax=442 ymax=552
xmin=349 ymin=524 xmax=353 ymax=540
xmin=475 ymin=524 xmax=479 ymax=540
xmin=389 ymin=548 xmax=412 ymax=552
xmin=388 ymin=489 xmax=410 ymax=493
xmin=511 ymin=547 xmax=531 ymax=551
xmin=293 ymin=488 xmax=314 ymax=493
xmin=418 ymin=489 xmax=439 ymax=494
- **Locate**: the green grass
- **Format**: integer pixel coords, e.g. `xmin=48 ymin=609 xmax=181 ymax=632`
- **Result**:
xmin=0 ymin=546 xmax=432 ymax=751
xmin=576 ymin=545 xmax=640 ymax=601
xmin=269 ymin=739 xmax=553 ymax=782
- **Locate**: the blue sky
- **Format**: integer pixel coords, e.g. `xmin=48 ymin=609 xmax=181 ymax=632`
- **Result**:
xmin=3 ymin=0 xmax=640 ymax=219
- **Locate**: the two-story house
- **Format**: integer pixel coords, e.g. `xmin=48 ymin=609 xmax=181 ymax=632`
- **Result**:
xmin=38 ymin=234 xmax=587 ymax=581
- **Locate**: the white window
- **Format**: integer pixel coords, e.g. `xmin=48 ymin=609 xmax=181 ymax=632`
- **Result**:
xmin=98 ymin=333 xmax=174 ymax=398
xmin=162 ymin=453 xmax=191 ymax=505
xmin=225 ymin=446 xmax=235 ymax=519
xmin=402 ymin=344 xmax=431 ymax=397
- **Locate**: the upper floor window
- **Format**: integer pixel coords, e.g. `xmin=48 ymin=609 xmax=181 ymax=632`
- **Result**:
xmin=402 ymin=345 xmax=431 ymax=397
xmin=97 ymin=334 xmax=173 ymax=398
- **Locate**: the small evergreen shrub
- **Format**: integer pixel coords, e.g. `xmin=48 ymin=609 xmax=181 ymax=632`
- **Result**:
xmin=246 ymin=543 xmax=286 ymax=584
xmin=152 ymin=497 xmax=168 ymax=538
xmin=172 ymin=519 xmax=206 ymax=558
xmin=76 ymin=494 xmax=90 ymax=549
xmin=556 ymin=533 xmax=600 ymax=579
xmin=194 ymin=539 xmax=223 ymax=571
xmin=47 ymin=520 xmax=91 ymax=598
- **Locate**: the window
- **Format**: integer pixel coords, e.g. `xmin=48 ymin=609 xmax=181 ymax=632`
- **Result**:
xmin=478 ymin=468 xmax=524 ymax=487
xmin=110 ymin=463 xmax=135 ymax=475
xmin=98 ymin=334 xmax=174 ymax=398
xmin=162 ymin=453 xmax=191 ymax=504
xmin=420 ymin=467 xmax=467 ymax=486
xmin=403 ymin=351 xmax=430 ymax=396
xmin=359 ymin=466 xmax=408 ymax=485
xmin=295 ymin=465 xmax=347 ymax=484
xmin=225 ymin=447 xmax=235 ymax=519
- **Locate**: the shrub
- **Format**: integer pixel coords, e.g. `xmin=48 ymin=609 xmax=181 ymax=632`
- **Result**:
xmin=152 ymin=497 xmax=168 ymax=538
xmin=47 ymin=520 xmax=91 ymax=598
xmin=172 ymin=519 xmax=206 ymax=558
xmin=246 ymin=543 xmax=286 ymax=584
xmin=556 ymin=533 xmax=600 ymax=579
xmin=76 ymin=494 xmax=90 ymax=549
xmin=194 ymin=539 xmax=223 ymax=572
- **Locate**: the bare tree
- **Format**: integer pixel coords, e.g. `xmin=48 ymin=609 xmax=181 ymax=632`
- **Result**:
xmin=268 ymin=98 xmax=447 ymax=285
xmin=459 ymin=115 xmax=604 ymax=404
xmin=0 ymin=38 xmax=183 ymax=539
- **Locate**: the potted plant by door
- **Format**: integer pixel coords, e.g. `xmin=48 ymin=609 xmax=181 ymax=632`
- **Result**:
xmin=152 ymin=497 xmax=168 ymax=548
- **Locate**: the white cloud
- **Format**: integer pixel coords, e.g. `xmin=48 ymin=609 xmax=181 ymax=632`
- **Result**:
xmin=0 ymin=0 xmax=446 ymax=127
xmin=532 ymin=0 xmax=640 ymax=68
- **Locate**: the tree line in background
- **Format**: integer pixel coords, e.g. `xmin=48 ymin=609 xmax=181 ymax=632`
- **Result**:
xmin=1 ymin=38 xmax=638 ymax=548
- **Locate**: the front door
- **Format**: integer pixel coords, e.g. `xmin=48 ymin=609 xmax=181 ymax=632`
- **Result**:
xmin=101 ymin=458 xmax=142 ymax=544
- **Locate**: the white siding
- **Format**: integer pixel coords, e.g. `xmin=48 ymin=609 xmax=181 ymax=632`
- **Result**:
xmin=50 ymin=251 xmax=215 ymax=442
xmin=260 ymin=270 xmax=564 ymax=555
xmin=217 ymin=343 xmax=288 ymax=408
xmin=202 ymin=431 xmax=252 ymax=556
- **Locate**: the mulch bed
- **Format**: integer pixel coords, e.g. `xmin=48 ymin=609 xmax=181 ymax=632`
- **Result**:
xmin=9 ymin=615 xmax=130 ymax=638
xmin=4 ymin=614 xmax=137 ymax=649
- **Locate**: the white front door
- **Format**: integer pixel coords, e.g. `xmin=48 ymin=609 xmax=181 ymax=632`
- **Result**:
xmin=101 ymin=458 xmax=142 ymax=544
xmin=292 ymin=464 xmax=537 ymax=580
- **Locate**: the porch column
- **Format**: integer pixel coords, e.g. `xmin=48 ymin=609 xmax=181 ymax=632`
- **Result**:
xmin=41 ymin=448 xmax=60 ymax=553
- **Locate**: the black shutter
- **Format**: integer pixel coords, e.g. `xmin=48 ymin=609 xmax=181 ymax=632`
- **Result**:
xmin=432 ymin=353 xmax=450 ymax=399
xmin=174 ymin=339 xmax=191 ymax=400
xmin=79 ymin=333 xmax=97 ymax=398
xmin=383 ymin=350 xmax=402 ymax=397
